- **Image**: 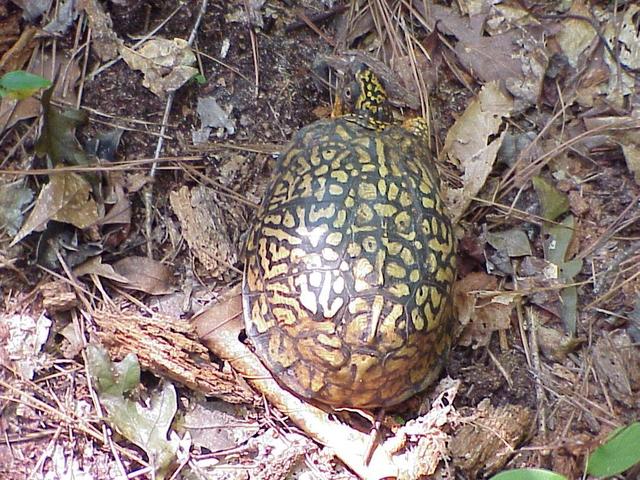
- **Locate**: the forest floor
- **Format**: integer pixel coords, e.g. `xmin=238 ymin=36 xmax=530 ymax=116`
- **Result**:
xmin=0 ymin=1 xmax=639 ymax=479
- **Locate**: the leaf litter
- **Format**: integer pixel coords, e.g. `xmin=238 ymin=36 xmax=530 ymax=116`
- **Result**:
xmin=1 ymin=1 xmax=640 ymax=479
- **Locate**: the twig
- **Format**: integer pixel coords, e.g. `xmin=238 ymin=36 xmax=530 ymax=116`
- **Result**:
xmin=284 ymin=6 xmax=347 ymax=32
xmin=294 ymin=9 xmax=337 ymax=46
xmin=526 ymin=307 xmax=548 ymax=454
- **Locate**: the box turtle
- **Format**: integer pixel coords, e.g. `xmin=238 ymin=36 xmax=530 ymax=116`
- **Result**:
xmin=242 ymin=68 xmax=456 ymax=409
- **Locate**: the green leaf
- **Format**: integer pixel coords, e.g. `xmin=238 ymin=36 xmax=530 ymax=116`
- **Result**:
xmin=560 ymin=286 xmax=578 ymax=335
xmin=85 ymin=344 xmax=140 ymax=396
xmin=543 ymin=215 xmax=583 ymax=335
xmin=0 ymin=71 xmax=51 ymax=99
xmin=85 ymin=344 xmax=178 ymax=478
xmin=587 ymin=422 xmax=640 ymax=477
xmin=490 ymin=468 xmax=568 ymax=480
xmin=102 ymin=383 xmax=178 ymax=477
xmin=112 ymin=354 xmax=141 ymax=394
xmin=544 ymin=216 xmax=575 ymax=267
xmin=533 ymin=176 xmax=569 ymax=222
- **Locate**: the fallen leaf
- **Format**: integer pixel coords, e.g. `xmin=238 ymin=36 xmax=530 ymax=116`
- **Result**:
xmin=542 ymin=216 xmax=583 ymax=334
xmin=11 ymin=0 xmax=50 ymax=21
xmin=537 ymin=325 xmax=584 ymax=362
xmin=35 ymin=228 xmax=103 ymax=270
xmin=195 ymin=96 xmax=235 ymax=138
xmin=443 ymin=82 xmax=513 ymax=220
xmin=486 ymin=229 xmax=532 ymax=257
xmin=621 ymin=142 xmax=640 ymax=186
xmin=43 ymin=0 xmax=78 ymax=34
xmin=603 ymin=5 xmax=640 ymax=103
xmin=100 ymin=180 xmax=131 ymax=226
xmin=532 ymin=176 xmax=569 ymax=222
xmin=0 ymin=181 xmax=33 ymax=236
xmin=73 ymin=256 xmax=129 ymax=283
xmin=112 ymin=256 xmax=174 ymax=295
xmin=184 ymin=401 xmax=258 ymax=452
xmin=454 ymin=272 xmax=514 ymax=347
xmin=59 ymin=322 xmax=84 ymax=359
xmin=35 ymin=87 xmax=91 ymax=167
xmin=11 ymin=172 xmax=100 ymax=246
xmin=85 ymin=344 xmax=178 ymax=478
xmin=555 ymin=0 xmax=597 ymax=68
xmin=120 ymin=38 xmax=198 ymax=98
xmin=592 ymin=333 xmax=635 ymax=404
xmin=0 ymin=312 xmax=52 ymax=379
xmin=424 ymin=4 xmax=547 ymax=107
xmin=85 ymin=128 xmax=124 ymax=162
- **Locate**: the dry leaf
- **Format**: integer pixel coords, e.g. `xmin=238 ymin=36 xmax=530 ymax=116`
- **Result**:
xmin=184 ymin=401 xmax=259 ymax=452
xmin=455 ymin=272 xmax=514 ymax=347
xmin=622 ymin=142 xmax=640 ymax=186
xmin=0 ymin=312 xmax=52 ymax=379
xmin=73 ymin=256 xmax=129 ymax=283
xmin=592 ymin=332 xmax=637 ymax=405
xmin=443 ymin=82 xmax=513 ymax=220
xmin=556 ymin=0 xmax=597 ymax=68
xmin=120 ymin=38 xmax=198 ymax=98
xmin=603 ymin=5 xmax=640 ymax=103
xmin=111 ymin=256 xmax=174 ymax=295
xmin=12 ymin=172 xmax=100 ymax=246
xmin=0 ymin=181 xmax=33 ymax=236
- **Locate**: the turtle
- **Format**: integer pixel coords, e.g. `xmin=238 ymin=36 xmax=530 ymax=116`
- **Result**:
xmin=242 ymin=67 xmax=456 ymax=408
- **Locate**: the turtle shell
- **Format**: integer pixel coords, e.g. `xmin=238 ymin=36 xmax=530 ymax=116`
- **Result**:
xmin=242 ymin=116 xmax=455 ymax=408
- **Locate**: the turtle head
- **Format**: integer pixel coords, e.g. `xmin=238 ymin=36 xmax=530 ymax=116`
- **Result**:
xmin=351 ymin=67 xmax=387 ymax=115
xmin=340 ymin=65 xmax=392 ymax=129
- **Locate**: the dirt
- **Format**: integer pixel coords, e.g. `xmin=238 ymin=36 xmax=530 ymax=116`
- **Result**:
xmin=1 ymin=0 xmax=640 ymax=479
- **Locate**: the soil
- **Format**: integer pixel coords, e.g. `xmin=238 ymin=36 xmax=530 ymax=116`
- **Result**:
xmin=1 ymin=1 xmax=639 ymax=479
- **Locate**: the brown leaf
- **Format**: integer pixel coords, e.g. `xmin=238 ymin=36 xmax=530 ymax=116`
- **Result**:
xmin=111 ymin=256 xmax=174 ymax=295
xmin=592 ymin=332 xmax=637 ymax=405
xmin=119 ymin=38 xmax=197 ymax=98
xmin=454 ymin=272 xmax=514 ymax=347
xmin=73 ymin=256 xmax=129 ymax=283
xmin=443 ymin=82 xmax=513 ymax=220
xmin=11 ymin=172 xmax=100 ymax=246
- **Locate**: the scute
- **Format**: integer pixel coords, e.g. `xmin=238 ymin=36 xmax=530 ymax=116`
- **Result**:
xmin=242 ymin=77 xmax=455 ymax=409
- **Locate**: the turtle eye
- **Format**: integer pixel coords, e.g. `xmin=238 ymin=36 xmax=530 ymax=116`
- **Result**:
xmin=344 ymin=87 xmax=352 ymax=99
